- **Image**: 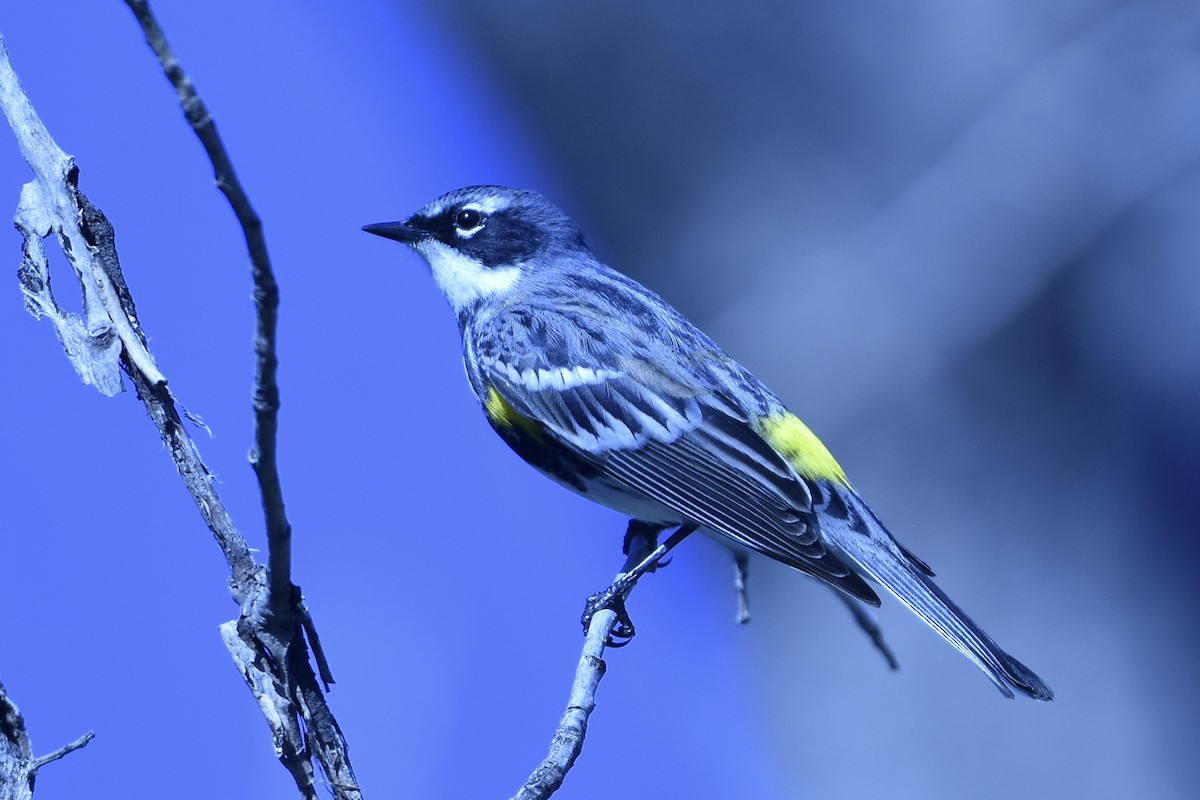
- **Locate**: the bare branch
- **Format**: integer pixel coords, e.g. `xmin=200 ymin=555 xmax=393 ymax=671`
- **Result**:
xmin=732 ymin=550 xmax=895 ymax=664
xmin=1 ymin=679 xmax=93 ymax=800
xmin=27 ymin=732 xmax=95 ymax=774
xmin=119 ymin=2 xmax=355 ymax=792
xmin=513 ymin=523 xmax=899 ymax=800
xmin=120 ymin=0 xmax=293 ymax=604
xmin=731 ymin=550 xmax=896 ymax=668
xmin=513 ymin=528 xmax=660 ymax=800
xmin=0 ymin=678 xmax=34 ymax=800
xmin=734 ymin=551 xmax=751 ymax=624
xmin=513 ymin=609 xmax=620 ymax=800
xmin=0 ymin=32 xmax=258 ymax=591
xmin=1 ymin=14 xmax=357 ymax=799
xmin=834 ymin=591 xmax=899 ymax=671
xmin=219 ymin=623 xmax=318 ymax=799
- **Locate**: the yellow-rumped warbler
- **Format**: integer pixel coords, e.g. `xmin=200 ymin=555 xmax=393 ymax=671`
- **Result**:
xmin=364 ymin=185 xmax=1053 ymax=701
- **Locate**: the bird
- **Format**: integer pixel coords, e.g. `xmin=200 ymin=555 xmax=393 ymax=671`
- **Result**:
xmin=363 ymin=185 xmax=1054 ymax=701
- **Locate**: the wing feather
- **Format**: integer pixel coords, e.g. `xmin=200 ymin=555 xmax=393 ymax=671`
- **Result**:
xmin=474 ymin=308 xmax=877 ymax=605
xmin=605 ymin=420 xmax=876 ymax=601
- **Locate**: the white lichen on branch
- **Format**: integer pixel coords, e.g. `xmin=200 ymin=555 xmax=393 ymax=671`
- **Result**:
xmin=0 ymin=34 xmax=163 ymax=395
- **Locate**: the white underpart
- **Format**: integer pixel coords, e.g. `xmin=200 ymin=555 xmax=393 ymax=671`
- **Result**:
xmin=413 ymin=239 xmax=520 ymax=314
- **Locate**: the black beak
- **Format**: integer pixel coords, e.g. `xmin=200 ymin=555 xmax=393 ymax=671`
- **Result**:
xmin=362 ymin=220 xmax=424 ymax=244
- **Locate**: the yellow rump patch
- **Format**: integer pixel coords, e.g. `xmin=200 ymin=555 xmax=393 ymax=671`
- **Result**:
xmin=755 ymin=411 xmax=850 ymax=486
xmin=484 ymin=385 xmax=542 ymax=438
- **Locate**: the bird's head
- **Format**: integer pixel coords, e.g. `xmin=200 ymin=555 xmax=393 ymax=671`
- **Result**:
xmin=364 ymin=185 xmax=589 ymax=315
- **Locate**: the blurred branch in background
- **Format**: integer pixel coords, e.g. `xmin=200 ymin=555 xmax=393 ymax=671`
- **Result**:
xmin=430 ymin=1 xmax=1200 ymax=425
xmin=0 ymin=9 xmax=357 ymax=798
xmin=711 ymin=1 xmax=1200 ymax=425
xmin=417 ymin=2 xmax=1200 ymax=797
xmin=3 ymin=0 xmax=1198 ymax=797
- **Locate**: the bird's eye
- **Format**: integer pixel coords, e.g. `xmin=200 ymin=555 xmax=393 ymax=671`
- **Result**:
xmin=454 ymin=208 xmax=484 ymax=232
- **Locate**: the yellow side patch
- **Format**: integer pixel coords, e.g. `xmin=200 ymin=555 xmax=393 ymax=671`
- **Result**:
xmin=484 ymin=385 xmax=542 ymax=439
xmin=755 ymin=411 xmax=850 ymax=485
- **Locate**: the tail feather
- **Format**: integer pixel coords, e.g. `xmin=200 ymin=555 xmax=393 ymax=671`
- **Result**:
xmin=821 ymin=487 xmax=1054 ymax=701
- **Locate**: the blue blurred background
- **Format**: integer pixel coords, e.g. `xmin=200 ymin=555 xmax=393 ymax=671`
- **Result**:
xmin=2 ymin=1 xmax=1198 ymax=798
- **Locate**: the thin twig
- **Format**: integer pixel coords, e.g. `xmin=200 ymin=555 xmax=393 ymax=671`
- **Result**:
xmin=734 ymin=551 xmax=751 ymax=624
xmin=834 ymin=591 xmax=900 ymax=670
xmin=513 ymin=610 xmax=619 ymax=800
xmin=28 ymin=732 xmax=95 ymax=773
xmin=512 ymin=528 xmax=659 ymax=800
xmin=0 ymin=679 xmax=93 ymax=800
xmin=119 ymin=0 xmax=293 ymax=607
xmin=120 ymin=2 xmax=356 ymax=795
xmin=733 ymin=549 xmax=896 ymax=667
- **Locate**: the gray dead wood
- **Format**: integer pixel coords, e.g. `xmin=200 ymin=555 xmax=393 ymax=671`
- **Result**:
xmin=0 ymin=13 xmax=356 ymax=799
xmin=0 ymin=679 xmax=93 ymax=800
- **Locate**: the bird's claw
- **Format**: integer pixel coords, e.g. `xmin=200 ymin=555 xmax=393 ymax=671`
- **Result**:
xmin=582 ymin=585 xmax=637 ymax=647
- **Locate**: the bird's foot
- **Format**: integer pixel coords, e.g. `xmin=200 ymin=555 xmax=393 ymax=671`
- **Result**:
xmin=581 ymin=577 xmax=637 ymax=647
xmin=584 ymin=523 xmax=697 ymax=647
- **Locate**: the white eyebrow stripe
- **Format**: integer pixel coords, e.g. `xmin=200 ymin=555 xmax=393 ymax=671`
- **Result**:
xmin=463 ymin=196 xmax=507 ymax=214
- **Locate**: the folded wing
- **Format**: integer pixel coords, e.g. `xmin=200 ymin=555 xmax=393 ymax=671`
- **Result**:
xmin=483 ymin=351 xmax=879 ymax=605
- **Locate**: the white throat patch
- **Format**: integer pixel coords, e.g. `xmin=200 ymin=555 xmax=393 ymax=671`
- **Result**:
xmin=413 ymin=239 xmax=520 ymax=314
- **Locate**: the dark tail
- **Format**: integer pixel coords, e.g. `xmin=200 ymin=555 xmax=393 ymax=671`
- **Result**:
xmin=821 ymin=486 xmax=1054 ymax=701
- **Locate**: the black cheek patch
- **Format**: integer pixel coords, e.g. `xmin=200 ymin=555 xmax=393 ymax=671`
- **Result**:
xmin=460 ymin=211 xmax=546 ymax=267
